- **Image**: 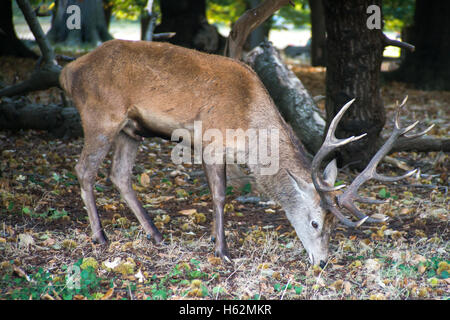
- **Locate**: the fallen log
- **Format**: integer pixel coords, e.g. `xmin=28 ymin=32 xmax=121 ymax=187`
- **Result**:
xmin=0 ymin=98 xmax=82 ymax=138
xmin=244 ymin=41 xmax=326 ymax=155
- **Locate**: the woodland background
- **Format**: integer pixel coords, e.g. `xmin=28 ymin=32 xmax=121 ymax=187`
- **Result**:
xmin=0 ymin=0 xmax=448 ymax=300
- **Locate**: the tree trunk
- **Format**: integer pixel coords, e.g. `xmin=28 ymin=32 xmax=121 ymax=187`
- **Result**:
xmin=386 ymin=0 xmax=450 ymax=90
xmin=245 ymin=41 xmax=326 ymax=155
xmin=323 ymin=0 xmax=386 ymax=170
xmin=308 ymin=0 xmax=326 ymax=66
xmin=0 ymin=0 xmax=38 ymax=58
xmin=47 ymin=0 xmax=113 ymax=45
xmin=103 ymin=0 xmax=113 ymax=30
xmin=153 ymin=0 xmax=225 ymax=54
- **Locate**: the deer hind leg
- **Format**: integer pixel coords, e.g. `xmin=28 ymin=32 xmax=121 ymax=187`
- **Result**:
xmin=110 ymin=131 xmax=163 ymax=243
xmin=203 ymin=162 xmax=230 ymax=260
xmin=75 ymin=130 xmax=113 ymax=244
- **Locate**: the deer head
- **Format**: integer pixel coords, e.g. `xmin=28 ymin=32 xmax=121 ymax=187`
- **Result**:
xmin=287 ymin=96 xmax=433 ymax=267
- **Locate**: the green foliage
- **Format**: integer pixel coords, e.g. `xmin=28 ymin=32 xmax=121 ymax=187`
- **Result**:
xmin=378 ymin=187 xmax=398 ymax=200
xmin=383 ymin=0 xmax=415 ymax=31
xmin=1 ymin=259 xmax=105 ymax=300
xmin=207 ymin=0 xmax=247 ymax=26
xmin=106 ymin=0 xmax=159 ymax=21
xmin=240 ymin=182 xmax=252 ymax=195
xmin=207 ymin=0 xmax=310 ymax=29
xmin=145 ymin=258 xmax=215 ymax=300
xmin=274 ymin=1 xmax=310 ymax=29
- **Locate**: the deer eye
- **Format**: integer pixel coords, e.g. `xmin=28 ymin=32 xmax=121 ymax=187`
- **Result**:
xmin=311 ymin=221 xmax=319 ymax=229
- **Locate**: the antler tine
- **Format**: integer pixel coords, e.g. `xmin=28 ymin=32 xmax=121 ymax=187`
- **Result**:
xmin=340 ymin=198 xmax=388 ymax=223
xmin=311 ymin=98 xmax=366 ymax=192
xmin=403 ymin=123 xmax=435 ymax=139
xmin=373 ymin=168 xmax=417 ymax=182
xmin=355 ymin=195 xmax=388 ymax=204
xmin=327 ymin=205 xmax=369 ymax=228
xmin=394 ymin=95 xmax=409 ymax=129
xmin=313 ymin=96 xmax=430 ymax=229
xmin=336 ymin=96 xmax=425 ymax=226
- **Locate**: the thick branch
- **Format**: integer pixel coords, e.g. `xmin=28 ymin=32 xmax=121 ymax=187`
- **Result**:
xmin=390 ymin=136 xmax=450 ymax=153
xmin=226 ymin=0 xmax=291 ymax=59
xmin=0 ymin=63 xmax=61 ymax=97
xmin=383 ymin=34 xmax=415 ymax=52
xmin=16 ymin=0 xmax=57 ymax=66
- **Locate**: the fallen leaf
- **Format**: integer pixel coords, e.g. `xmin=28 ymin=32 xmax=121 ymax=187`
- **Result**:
xmin=207 ymin=256 xmax=222 ymax=265
xmin=18 ymin=233 xmax=34 ymax=248
xmin=179 ymin=209 xmax=197 ymax=215
xmin=13 ymin=265 xmax=30 ymax=281
xmin=140 ymin=173 xmax=150 ymax=187
xmin=343 ymin=281 xmax=352 ymax=295
xmin=101 ymin=287 xmax=114 ymax=300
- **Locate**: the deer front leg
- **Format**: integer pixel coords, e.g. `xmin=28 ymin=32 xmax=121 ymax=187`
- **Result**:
xmin=203 ymin=162 xmax=230 ymax=260
xmin=110 ymin=132 xmax=163 ymax=243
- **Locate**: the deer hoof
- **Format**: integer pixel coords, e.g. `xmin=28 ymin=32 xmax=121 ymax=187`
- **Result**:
xmin=147 ymin=231 xmax=163 ymax=244
xmin=92 ymin=230 xmax=108 ymax=245
xmin=215 ymin=248 xmax=232 ymax=263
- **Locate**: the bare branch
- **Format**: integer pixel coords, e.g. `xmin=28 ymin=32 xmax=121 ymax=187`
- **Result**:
xmin=225 ymin=0 xmax=291 ymax=59
xmin=152 ymin=32 xmax=176 ymax=40
xmin=16 ymin=0 xmax=57 ymax=66
xmin=0 ymin=63 xmax=61 ymax=97
xmin=383 ymin=33 xmax=415 ymax=52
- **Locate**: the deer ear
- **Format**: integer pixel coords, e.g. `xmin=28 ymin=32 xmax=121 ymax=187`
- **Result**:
xmin=323 ymin=159 xmax=338 ymax=187
xmin=285 ymin=168 xmax=310 ymax=191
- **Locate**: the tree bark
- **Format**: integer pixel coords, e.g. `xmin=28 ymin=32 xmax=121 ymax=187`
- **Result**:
xmin=245 ymin=41 xmax=326 ymax=155
xmin=308 ymin=0 xmax=326 ymax=66
xmin=323 ymin=0 xmax=386 ymax=170
xmin=154 ymin=0 xmax=225 ymax=54
xmin=47 ymin=0 xmax=113 ymax=45
xmin=0 ymin=0 xmax=38 ymax=58
xmin=386 ymin=0 xmax=450 ymax=90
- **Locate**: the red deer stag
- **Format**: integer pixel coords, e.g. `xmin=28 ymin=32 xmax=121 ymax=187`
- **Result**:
xmin=60 ymin=40 xmax=432 ymax=267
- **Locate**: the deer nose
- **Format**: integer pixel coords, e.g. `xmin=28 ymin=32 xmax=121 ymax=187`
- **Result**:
xmin=319 ymin=260 xmax=326 ymax=269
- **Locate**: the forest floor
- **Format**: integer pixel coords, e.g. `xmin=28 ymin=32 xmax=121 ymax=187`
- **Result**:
xmin=0 ymin=55 xmax=449 ymax=300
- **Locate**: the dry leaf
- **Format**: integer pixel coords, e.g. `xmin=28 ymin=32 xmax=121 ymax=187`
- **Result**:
xmin=207 ymin=256 xmax=222 ymax=265
xmin=101 ymin=287 xmax=114 ymax=300
xmin=178 ymin=209 xmax=197 ymax=215
xmin=13 ymin=266 xmax=30 ymax=281
xmin=18 ymin=233 xmax=35 ymax=248
xmin=140 ymin=173 xmax=150 ymax=187
xmin=343 ymin=281 xmax=351 ymax=295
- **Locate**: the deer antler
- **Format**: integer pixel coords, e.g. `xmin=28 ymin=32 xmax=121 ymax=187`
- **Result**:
xmin=312 ymin=96 xmax=434 ymax=227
